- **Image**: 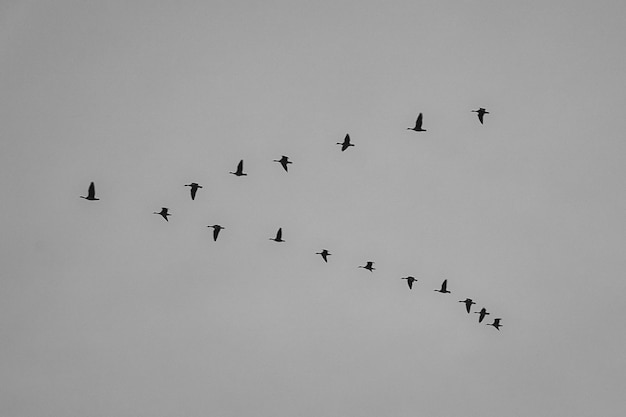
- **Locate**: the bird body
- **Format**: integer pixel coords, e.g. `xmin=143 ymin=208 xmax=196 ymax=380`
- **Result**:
xmin=184 ymin=182 xmax=202 ymax=200
xmin=358 ymin=261 xmax=375 ymax=272
xmin=273 ymin=155 xmax=292 ymax=172
xmin=270 ymin=228 xmax=284 ymax=242
xmin=401 ymin=276 xmax=417 ymax=289
xmin=407 ymin=113 xmax=426 ymax=131
xmin=487 ymin=318 xmax=502 ymax=330
xmin=475 ymin=308 xmax=490 ymax=323
xmin=80 ymin=182 xmax=99 ymax=200
xmin=434 ymin=279 xmax=450 ymax=293
xmin=230 ymin=160 xmax=247 ymax=176
xmin=316 ymin=249 xmax=331 ymax=262
xmin=153 ymin=207 xmax=171 ymax=221
xmin=207 ymin=224 xmax=224 ymax=241
xmin=337 ymin=134 xmax=354 ymax=151
xmin=459 ymin=298 xmax=476 ymax=313
xmin=471 ymin=108 xmax=489 ymax=124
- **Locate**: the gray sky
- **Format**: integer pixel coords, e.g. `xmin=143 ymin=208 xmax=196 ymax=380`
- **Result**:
xmin=2 ymin=1 xmax=626 ymax=416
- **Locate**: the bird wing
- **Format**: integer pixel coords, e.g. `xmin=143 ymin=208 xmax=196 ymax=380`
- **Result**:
xmin=213 ymin=227 xmax=220 ymax=241
xmin=88 ymin=182 xmax=96 ymax=198
xmin=408 ymin=280 xmax=413 ymax=289
xmin=415 ymin=113 xmax=423 ymax=129
xmin=276 ymin=228 xmax=282 ymax=240
xmin=441 ymin=279 xmax=447 ymax=291
xmin=190 ymin=187 xmax=197 ymax=200
xmin=280 ymin=160 xmax=288 ymax=172
xmin=237 ymin=160 xmax=244 ymax=173
xmin=478 ymin=113 xmax=484 ymax=124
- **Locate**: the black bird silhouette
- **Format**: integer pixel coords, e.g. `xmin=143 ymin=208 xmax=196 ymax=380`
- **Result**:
xmin=407 ymin=113 xmax=426 ymax=132
xmin=471 ymin=108 xmax=489 ymax=124
xmin=269 ymin=227 xmax=284 ymax=242
xmin=401 ymin=276 xmax=417 ymax=289
xmin=184 ymin=182 xmax=202 ymax=200
xmin=459 ymin=298 xmax=476 ymax=313
xmin=80 ymin=182 xmax=99 ymax=201
xmin=316 ymin=249 xmax=331 ymax=262
xmin=153 ymin=207 xmax=171 ymax=222
xmin=273 ymin=155 xmax=292 ymax=172
xmin=337 ymin=134 xmax=354 ymax=151
xmin=434 ymin=279 xmax=450 ymax=293
xmin=207 ymin=225 xmax=224 ymax=241
xmin=475 ymin=308 xmax=490 ymax=323
xmin=487 ymin=318 xmax=502 ymax=331
xmin=230 ymin=160 xmax=247 ymax=176
xmin=358 ymin=261 xmax=375 ymax=272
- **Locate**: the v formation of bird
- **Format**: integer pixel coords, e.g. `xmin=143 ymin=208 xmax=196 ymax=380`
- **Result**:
xmin=80 ymin=108 xmax=501 ymax=331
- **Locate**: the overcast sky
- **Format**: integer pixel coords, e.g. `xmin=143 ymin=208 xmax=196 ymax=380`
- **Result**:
xmin=2 ymin=1 xmax=626 ymax=416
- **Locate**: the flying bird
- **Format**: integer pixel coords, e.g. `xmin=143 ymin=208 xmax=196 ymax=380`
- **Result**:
xmin=337 ymin=134 xmax=354 ymax=151
xmin=358 ymin=261 xmax=375 ymax=272
xmin=269 ymin=227 xmax=284 ymax=242
xmin=80 ymin=182 xmax=99 ymax=201
xmin=315 ymin=249 xmax=331 ymax=262
xmin=407 ymin=113 xmax=426 ymax=132
xmin=207 ymin=224 xmax=224 ymax=241
xmin=153 ymin=207 xmax=171 ymax=222
xmin=273 ymin=155 xmax=292 ymax=172
xmin=184 ymin=182 xmax=202 ymax=200
xmin=471 ymin=107 xmax=489 ymax=124
xmin=401 ymin=276 xmax=417 ymax=289
xmin=434 ymin=279 xmax=450 ymax=293
xmin=487 ymin=318 xmax=502 ymax=331
xmin=230 ymin=160 xmax=247 ymax=176
xmin=475 ymin=308 xmax=490 ymax=323
xmin=459 ymin=298 xmax=476 ymax=313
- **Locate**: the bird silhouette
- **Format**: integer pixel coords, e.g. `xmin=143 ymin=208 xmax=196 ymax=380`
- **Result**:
xmin=475 ymin=308 xmax=490 ymax=323
xmin=407 ymin=113 xmax=426 ymax=132
xmin=273 ymin=155 xmax=292 ymax=172
xmin=184 ymin=182 xmax=202 ymax=200
xmin=471 ymin=108 xmax=489 ymax=124
xmin=401 ymin=276 xmax=417 ymax=289
xmin=316 ymin=249 xmax=331 ymax=262
xmin=434 ymin=279 xmax=450 ymax=293
xmin=80 ymin=182 xmax=99 ymax=200
xmin=358 ymin=261 xmax=375 ymax=272
xmin=207 ymin=225 xmax=224 ymax=241
xmin=487 ymin=318 xmax=502 ymax=331
xmin=230 ymin=160 xmax=247 ymax=176
xmin=459 ymin=298 xmax=476 ymax=313
xmin=337 ymin=134 xmax=354 ymax=151
xmin=153 ymin=207 xmax=171 ymax=222
xmin=269 ymin=227 xmax=284 ymax=242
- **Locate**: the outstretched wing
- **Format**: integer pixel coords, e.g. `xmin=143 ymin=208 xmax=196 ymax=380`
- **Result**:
xmin=88 ymin=182 xmax=96 ymax=199
xmin=415 ymin=113 xmax=423 ymax=129
xmin=237 ymin=160 xmax=244 ymax=173
xmin=213 ymin=227 xmax=220 ymax=241
xmin=276 ymin=228 xmax=282 ymax=240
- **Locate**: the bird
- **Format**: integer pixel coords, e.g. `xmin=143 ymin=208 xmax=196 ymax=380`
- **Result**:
xmin=273 ymin=155 xmax=292 ymax=172
xmin=459 ymin=298 xmax=476 ymax=313
xmin=336 ymin=134 xmax=354 ymax=151
xmin=184 ymin=182 xmax=202 ymax=200
xmin=153 ymin=207 xmax=171 ymax=221
xmin=315 ymin=249 xmax=331 ymax=262
xmin=471 ymin=108 xmax=489 ymax=124
xmin=487 ymin=318 xmax=502 ymax=331
xmin=434 ymin=279 xmax=450 ymax=293
xmin=229 ymin=160 xmax=247 ymax=176
xmin=475 ymin=308 xmax=490 ymax=323
xmin=207 ymin=225 xmax=224 ymax=241
xmin=358 ymin=261 xmax=375 ymax=272
xmin=401 ymin=276 xmax=417 ymax=289
xmin=80 ymin=182 xmax=99 ymax=200
xmin=407 ymin=113 xmax=426 ymax=132
xmin=269 ymin=227 xmax=284 ymax=242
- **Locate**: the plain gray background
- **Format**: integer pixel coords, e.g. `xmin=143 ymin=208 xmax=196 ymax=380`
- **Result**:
xmin=1 ymin=1 xmax=626 ymax=416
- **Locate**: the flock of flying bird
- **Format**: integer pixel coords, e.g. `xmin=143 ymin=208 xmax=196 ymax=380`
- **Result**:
xmin=80 ymin=108 xmax=502 ymax=331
